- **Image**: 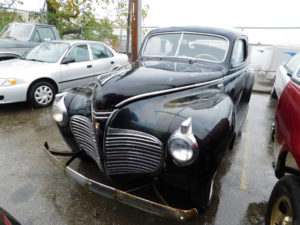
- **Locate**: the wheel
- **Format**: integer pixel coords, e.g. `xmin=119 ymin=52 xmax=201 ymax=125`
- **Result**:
xmin=266 ymin=176 xmax=300 ymax=225
xmin=271 ymin=86 xmax=278 ymax=99
xmin=241 ymin=86 xmax=253 ymax=103
xmin=190 ymin=175 xmax=214 ymax=211
xmin=29 ymin=82 xmax=56 ymax=108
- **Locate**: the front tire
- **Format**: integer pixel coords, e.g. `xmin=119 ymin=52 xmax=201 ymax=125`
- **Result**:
xmin=29 ymin=82 xmax=56 ymax=108
xmin=271 ymin=86 xmax=277 ymax=99
xmin=266 ymin=176 xmax=300 ymax=225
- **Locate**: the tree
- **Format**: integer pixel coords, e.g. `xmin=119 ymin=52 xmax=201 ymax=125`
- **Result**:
xmin=45 ymin=0 xmax=149 ymax=48
xmin=0 ymin=1 xmax=24 ymax=31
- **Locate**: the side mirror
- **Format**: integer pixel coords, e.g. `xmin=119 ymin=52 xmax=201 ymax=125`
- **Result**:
xmin=61 ymin=57 xmax=75 ymax=64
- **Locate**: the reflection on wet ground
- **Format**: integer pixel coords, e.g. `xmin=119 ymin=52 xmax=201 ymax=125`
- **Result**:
xmin=0 ymin=93 xmax=277 ymax=225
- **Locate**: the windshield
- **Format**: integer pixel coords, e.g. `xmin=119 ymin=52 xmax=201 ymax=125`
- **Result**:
xmin=142 ymin=32 xmax=229 ymax=63
xmin=24 ymin=42 xmax=69 ymax=63
xmin=0 ymin=23 xmax=34 ymax=41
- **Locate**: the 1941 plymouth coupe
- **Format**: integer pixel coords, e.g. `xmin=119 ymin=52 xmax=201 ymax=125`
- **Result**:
xmin=267 ymin=78 xmax=300 ymax=225
xmin=45 ymin=26 xmax=254 ymax=221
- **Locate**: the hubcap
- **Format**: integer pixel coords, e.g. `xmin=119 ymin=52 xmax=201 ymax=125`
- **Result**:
xmin=34 ymin=85 xmax=53 ymax=105
xmin=271 ymin=195 xmax=293 ymax=225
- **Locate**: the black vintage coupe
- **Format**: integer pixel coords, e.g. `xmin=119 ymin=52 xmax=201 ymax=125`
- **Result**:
xmin=47 ymin=26 xmax=254 ymax=221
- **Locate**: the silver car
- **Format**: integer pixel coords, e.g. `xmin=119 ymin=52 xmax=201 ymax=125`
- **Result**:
xmin=0 ymin=40 xmax=130 ymax=107
xmin=271 ymin=52 xmax=300 ymax=99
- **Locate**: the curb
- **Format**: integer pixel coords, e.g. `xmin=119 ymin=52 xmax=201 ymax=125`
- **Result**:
xmin=253 ymin=88 xmax=271 ymax=94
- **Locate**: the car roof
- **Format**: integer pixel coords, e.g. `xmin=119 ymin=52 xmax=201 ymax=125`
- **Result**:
xmin=46 ymin=40 xmax=106 ymax=45
xmin=9 ymin=22 xmax=56 ymax=27
xmin=146 ymin=26 xmax=245 ymax=41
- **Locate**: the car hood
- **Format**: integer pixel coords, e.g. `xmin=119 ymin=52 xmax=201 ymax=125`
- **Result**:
xmin=94 ymin=60 xmax=225 ymax=110
xmin=0 ymin=59 xmax=55 ymax=79
xmin=0 ymin=38 xmax=30 ymax=48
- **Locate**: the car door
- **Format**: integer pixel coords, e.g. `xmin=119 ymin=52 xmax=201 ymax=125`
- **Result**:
xmin=90 ymin=43 xmax=115 ymax=75
xmin=60 ymin=44 xmax=94 ymax=89
xmin=224 ymin=38 xmax=248 ymax=105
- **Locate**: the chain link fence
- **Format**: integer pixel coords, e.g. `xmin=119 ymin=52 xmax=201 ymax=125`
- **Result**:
xmin=0 ymin=6 xmax=157 ymax=54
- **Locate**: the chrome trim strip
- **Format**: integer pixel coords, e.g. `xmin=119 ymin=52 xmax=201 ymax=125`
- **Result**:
xmin=93 ymin=116 xmax=109 ymax=120
xmin=93 ymin=111 xmax=113 ymax=115
xmin=115 ymin=76 xmax=223 ymax=108
xmin=224 ymin=69 xmax=246 ymax=81
xmin=115 ymin=68 xmax=246 ymax=108
xmin=98 ymin=69 xmax=131 ymax=85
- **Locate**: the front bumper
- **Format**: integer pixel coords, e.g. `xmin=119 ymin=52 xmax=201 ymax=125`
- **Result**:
xmin=0 ymin=84 xmax=28 ymax=104
xmin=43 ymin=143 xmax=198 ymax=222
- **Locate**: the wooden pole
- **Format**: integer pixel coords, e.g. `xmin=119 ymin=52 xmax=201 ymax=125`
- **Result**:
xmin=131 ymin=0 xmax=138 ymax=62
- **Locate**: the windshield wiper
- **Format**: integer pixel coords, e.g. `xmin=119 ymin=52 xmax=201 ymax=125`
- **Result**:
xmin=26 ymin=58 xmax=45 ymax=62
xmin=4 ymin=36 xmax=17 ymax=40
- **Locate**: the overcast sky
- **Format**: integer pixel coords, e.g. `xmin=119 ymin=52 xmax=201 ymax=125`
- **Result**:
xmin=3 ymin=0 xmax=300 ymax=45
xmin=7 ymin=0 xmax=300 ymax=27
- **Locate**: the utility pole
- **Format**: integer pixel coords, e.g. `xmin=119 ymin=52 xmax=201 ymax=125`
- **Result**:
xmin=131 ymin=0 xmax=138 ymax=62
xmin=138 ymin=0 xmax=142 ymax=50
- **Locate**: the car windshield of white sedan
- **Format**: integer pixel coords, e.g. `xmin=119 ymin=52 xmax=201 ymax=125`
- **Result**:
xmin=0 ymin=23 xmax=34 ymax=41
xmin=24 ymin=42 xmax=69 ymax=63
xmin=142 ymin=33 xmax=229 ymax=63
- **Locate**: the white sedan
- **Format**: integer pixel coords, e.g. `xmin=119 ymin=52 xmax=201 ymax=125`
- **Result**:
xmin=0 ymin=40 xmax=130 ymax=107
xmin=271 ymin=53 xmax=300 ymax=98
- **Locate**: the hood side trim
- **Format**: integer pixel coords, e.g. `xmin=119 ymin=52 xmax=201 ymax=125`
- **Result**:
xmin=115 ymin=69 xmax=245 ymax=109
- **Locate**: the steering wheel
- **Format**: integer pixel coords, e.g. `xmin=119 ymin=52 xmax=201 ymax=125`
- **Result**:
xmin=195 ymin=54 xmax=218 ymax=61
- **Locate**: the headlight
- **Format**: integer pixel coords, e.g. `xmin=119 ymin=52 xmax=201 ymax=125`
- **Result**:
xmin=0 ymin=78 xmax=16 ymax=86
xmin=52 ymin=92 xmax=68 ymax=125
xmin=168 ymin=118 xmax=198 ymax=166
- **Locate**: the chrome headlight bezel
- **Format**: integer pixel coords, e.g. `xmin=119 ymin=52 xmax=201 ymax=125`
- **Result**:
xmin=52 ymin=92 xmax=68 ymax=125
xmin=167 ymin=118 xmax=199 ymax=166
xmin=0 ymin=78 xmax=16 ymax=86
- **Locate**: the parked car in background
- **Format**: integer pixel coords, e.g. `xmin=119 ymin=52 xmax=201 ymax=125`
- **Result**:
xmin=0 ymin=22 xmax=60 ymax=61
xmin=46 ymin=26 xmax=254 ymax=221
xmin=271 ymin=52 xmax=300 ymax=99
xmin=267 ymin=78 xmax=300 ymax=224
xmin=0 ymin=40 xmax=130 ymax=107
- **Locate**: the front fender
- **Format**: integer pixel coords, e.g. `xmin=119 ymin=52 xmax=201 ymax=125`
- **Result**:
xmin=56 ymin=84 xmax=94 ymax=152
xmin=109 ymin=88 xmax=235 ymax=175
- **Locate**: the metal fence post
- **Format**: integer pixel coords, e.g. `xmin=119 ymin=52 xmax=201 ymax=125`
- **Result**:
xmin=80 ymin=25 xmax=83 ymax=39
xmin=119 ymin=27 xmax=123 ymax=52
xmin=40 ymin=9 xmax=44 ymax=24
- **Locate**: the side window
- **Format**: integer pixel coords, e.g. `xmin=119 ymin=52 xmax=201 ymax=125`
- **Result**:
xmin=66 ymin=45 xmax=90 ymax=62
xmin=296 ymin=67 xmax=300 ymax=77
xmin=285 ymin=53 xmax=300 ymax=75
xmin=231 ymin=39 xmax=247 ymax=67
xmin=33 ymin=32 xmax=41 ymax=42
xmin=36 ymin=27 xmax=55 ymax=41
xmin=90 ymin=43 xmax=113 ymax=60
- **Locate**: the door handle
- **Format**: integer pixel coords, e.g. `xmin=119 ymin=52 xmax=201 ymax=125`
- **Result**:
xmin=87 ymin=65 xmax=92 ymax=68
xmin=111 ymin=61 xmax=115 ymax=64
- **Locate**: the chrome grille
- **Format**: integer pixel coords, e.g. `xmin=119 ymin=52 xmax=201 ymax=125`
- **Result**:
xmin=92 ymin=110 xmax=112 ymax=121
xmin=105 ymin=128 xmax=164 ymax=176
xmin=70 ymin=115 xmax=102 ymax=169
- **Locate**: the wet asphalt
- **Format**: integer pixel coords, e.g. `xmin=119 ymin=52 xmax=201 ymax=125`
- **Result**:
xmin=0 ymin=93 xmax=278 ymax=225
